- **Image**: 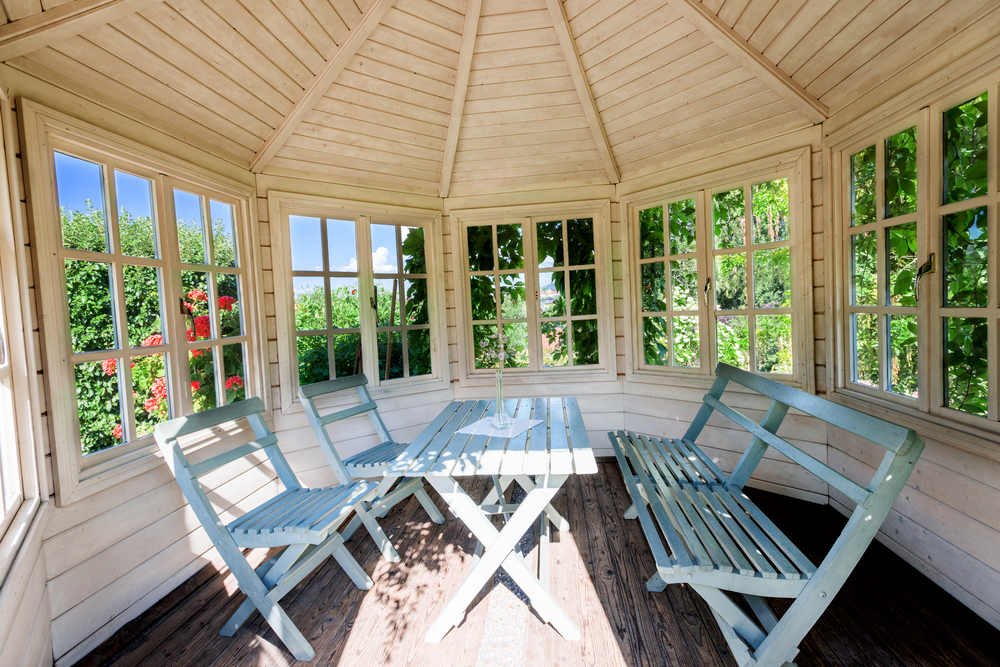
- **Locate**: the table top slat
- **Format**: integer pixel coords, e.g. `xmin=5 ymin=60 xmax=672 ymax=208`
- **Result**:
xmin=426 ymin=400 xmax=492 ymax=477
xmin=474 ymin=399 xmax=526 ymax=475
xmin=497 ymin=399 xmax=536 ymax=476
xmin=565 ymin=397 xmax=598 ymax=474
xmin=549 ymin=398 xmax=575 ymax=475
xmin=405 ymin=401 xmax=478 ymax=476
xmin=386 ymin=401 xmax=463 ymax=476
xmin=524 ymin=398 xmax=552 ymax=475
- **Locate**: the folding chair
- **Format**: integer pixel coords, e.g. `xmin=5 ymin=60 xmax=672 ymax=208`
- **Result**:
xmin=154 ymin=397 xmax=399 ymax=661
xmin=299 ymin=374 xmax=445 ymax=529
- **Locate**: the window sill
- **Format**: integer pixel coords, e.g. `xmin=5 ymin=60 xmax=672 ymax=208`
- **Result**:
xmin=0 ymin=497 xmax=45 ymax=587
xmin=625 ymin=367 xmax=807 ymax=393
xmin=455 ymin=366 xmax=618 ymax=391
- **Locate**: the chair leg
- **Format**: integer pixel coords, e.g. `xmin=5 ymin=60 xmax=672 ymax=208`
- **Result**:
xmin=332 ymin=542 xmax=375 ymax=590
xmin=221 ymin=544 xmax=308 ymax=637
xmin=355 ymin=502 xmax=400 ymax=563
xmin=414 ymin=487 xmax=445 ymax=523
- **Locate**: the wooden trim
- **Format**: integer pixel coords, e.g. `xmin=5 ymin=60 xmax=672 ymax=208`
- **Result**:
xmin=438 ymin=0 xmax=482 ymax=198
xmin=663 ymin=0 xmax=827 ymax=125
xmin=0 ymin=0 xmax=163 ymax=62
xmin=250 ymin=0 xmax=397 ymax=174
xmin=543 ymin=0 xmax=619 ymax=184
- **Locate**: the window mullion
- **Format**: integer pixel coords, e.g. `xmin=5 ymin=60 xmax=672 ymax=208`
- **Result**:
xmin=988 ymin=85 xmax=999 ymax=421
xmin=356 ymin=215 xmax=378 ymax=385
xmin=526 ymin=218 xmax=542 ymax=372
xmin=698 ymin=188 xmax=713 ymax=373
xmin=916 ymin=107 xmax=932 ymax=413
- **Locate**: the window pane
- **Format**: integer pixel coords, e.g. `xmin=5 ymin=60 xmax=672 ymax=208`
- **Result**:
xmin=183 ymin=271 xmax=213 ymax=340
xmin=132 ymin=352 xmax=168 ymax=437
xmin=851 ymin=145 xmax=876 ymax=227
xmin=944 ymin=317 xmax=987 ymax=416
xmin=66 ymin=259 xmax=116 ymax=353
xmin=502 ymin=322 xmax=529 ymax=368
xmin=497 ymin=224 xmax=523 ymax=270
xmin=191 ymin=348 xmax=215 ymax=412
xmin=217 ymin=273 xmax=242 ymax=337
xmin=885 ymin=127 xmax=917 ymax=218
xmin=473 ymin=324 xmax=499 ymax=369
xmin=643 ymin=316 xmax=667 ymax=366
xmin=293 ymin=277 xmax=325 ymax=331
xmin=753 ymin=247 xmax=790 ymax=308
xmin=672 ymin=316 xmax=699 ymax=368
xmin=751 ymin=179 xmax=789 ymax=244
xmin=374 ymin=279 xmax=401 ymax=326
xmin=470 ymin=275 xmax=496 ymax=321
xmin=123 ymin=264 xmax=163 ymax=348
xmin=537 ymin=220 xmax=565 ymax=266
xmin=328 ymin=219 xmax=357 ymax=272
xmin=944 ymin=207 xmax=988 ymax=308
xmin=641 ymin=262 xmax=666 ymax=312
xmin=756 ymin=314 xmax=792 ymax=374
xmin=714 ymin=254 xmax=747 ymax=310
xmin=408 ymin=330 xmax=432 ymax=377
xmin=404 ymin=279 xmax=428 ymax=325
xmin=569 ymin=269 xmax=597 ymax=316
xmin=222 ymin=343 xmax=246 ymax=404
xmin=297 ymin=335 xmax=329 ymax=386
xmin=115 ymin=171 xmax=155 ymax=258
xmin=567 ymin=218 xmax=595 ymax=265
xmin=889 ymin=315 xmax=918 ymax=397
xmin=944 ymin=93 xmax=988 ymax=204
xmin=210 ymin=200 xmax=237 ymax=267
xmin=371 ymin=224 xmax=399 ymax=274
xmin=377 ymin=331 xmax=403 ymax=380
xmin=330 ymin=278 xmax=360 ymax=329
xmin=669 ymin=259 xmax=698 ymax=311
xmin=468 ymin=225 xmax=494 ymax=271
xmin=716 ymin=315 xmax=748 ymax=369
xmin=887 ymin=223 xmax=917 ymax=306
xmin=56 ymin=152 xmax=108 ymax=253
xmin=333 ymin=333 xmax=361 ymax=379
xmin=851 ymin=231 xmax=877 ymax=306
xmin=75 ymin=360 xmax=123 ymax=455
xmin=542 ymin=321 xmax=568 ymax=367
xmin=402 ymin=226 xmax=426 ymax=274
xmin=853 ymin=313 xmax=879 ymax=387
xmin=174 ymin=189 xmax=207 ymax=264
xmin=668 ymin=199 xmax=697 ymax=254
xmin=713 ymin=188 xmax=745 ymax=249
xmin=572 ymin=320 xmax=599 ymax=365
xmin=500 ymin=274 xmax=526 ymax=319
xmin=638 ymin=207 xmax=663 ymax=260
xmin=289 ymin=215 xmax=323 ymax=271
xmin=539 ymin=271 xmax=566 ymax=317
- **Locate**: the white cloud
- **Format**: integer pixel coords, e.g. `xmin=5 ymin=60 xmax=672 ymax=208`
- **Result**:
xmin=372 ymin=246 xmax=397 ymax=273
xmin=332 ymin=257 xmax=358 ymax=272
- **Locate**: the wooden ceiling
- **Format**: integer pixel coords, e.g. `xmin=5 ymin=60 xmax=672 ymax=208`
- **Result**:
xmin=0 ymin=0 xmax=994 ymax=197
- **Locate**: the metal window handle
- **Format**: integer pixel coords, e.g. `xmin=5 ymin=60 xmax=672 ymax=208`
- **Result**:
xmin=914 ymin=253 xmax=935 ymax=302
xmin=703 ymin=277 xmax=712 ymax=308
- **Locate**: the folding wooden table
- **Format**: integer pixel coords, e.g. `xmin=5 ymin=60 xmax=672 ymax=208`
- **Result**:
xmin=384 ymin=397 xmax=598 ymax=643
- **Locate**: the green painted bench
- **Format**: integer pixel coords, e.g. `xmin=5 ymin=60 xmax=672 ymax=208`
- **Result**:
xmin=609 ymin=363 xmax=924 ymax=667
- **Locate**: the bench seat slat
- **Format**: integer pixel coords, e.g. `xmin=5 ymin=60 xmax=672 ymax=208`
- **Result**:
xmin=345 ymin=440 xmax=401 ymax=467
xmin=228 ymin=489 xmax=295 ymax=531
xmin=714 ymin=489 xmax=802 ymax=579
xmin=676 ymin=438 xmax=728 ymax=484
xmin=697 ymin=486 xmax=780 ymax=579
xmin=729 ymin=489 xmax=816 ymax=577
xmin=665 ymin=437 xmax=718 ymax=484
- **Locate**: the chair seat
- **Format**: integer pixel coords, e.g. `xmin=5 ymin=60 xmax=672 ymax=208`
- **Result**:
xmin=344 ymin=440 xmax=410 ymax=473
xmin=228 ymin=480 xmax=377 ymax=547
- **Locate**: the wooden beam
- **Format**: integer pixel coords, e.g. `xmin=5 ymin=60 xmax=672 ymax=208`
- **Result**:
xmin=664 ymin=0 xmax=828 ymax=124
xmin=0 ymin=0 xmax=162 ymax=62
xmin=250 ymin=0 xmax=396 ymax=174
xmin=438 ymin=0 xmax=482 ymax=198
xmin=544 ymin=0 xmax=619 ymax=184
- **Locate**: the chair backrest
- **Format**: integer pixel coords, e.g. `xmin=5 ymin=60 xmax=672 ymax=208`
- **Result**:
xmin=298 ymin=374 xmax=392 ymax=485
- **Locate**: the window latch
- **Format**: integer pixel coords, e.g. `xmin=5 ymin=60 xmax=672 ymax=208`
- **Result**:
xmin=179 ymin=298 xmax=194 ymax=324
xmin=703 ymin=277 xmax=712 ymax=307
xmin=914 ymin=253 xmax=935 ymax=301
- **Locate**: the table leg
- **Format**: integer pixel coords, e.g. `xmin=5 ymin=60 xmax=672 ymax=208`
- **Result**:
xmin=514 ymin=474 xmax=570 ymax=531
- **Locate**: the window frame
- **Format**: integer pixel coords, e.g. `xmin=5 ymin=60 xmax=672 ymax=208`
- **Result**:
xmin=21 ymin=100 xmax=263 ymax=506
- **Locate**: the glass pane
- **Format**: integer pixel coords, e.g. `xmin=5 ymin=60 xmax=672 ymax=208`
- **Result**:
xmin=210 ymin=200 xmax=237 ymax=267
xmin=889 ymin=315 xmax=918 ymax=397
xmin=401 ymin=226 xmax=426 ymax=274
xmin=65 ymin=259 xmax=116 ymax=353
xmin=174 ymin=189 xmax=207 ymax=264
xmin=714 ymin=253 xmax=747 ymax=310
xmin=569 ymin=269 xmax=597 ymax=316
xmin=643 ymin=316 xmax=667 ymax=366
xmin=944 ymin=93 xmax=988 ymax=204
xmin=217 ymin=273 xmax=242 ymax=338
xmin=672 ymin=316 xmax=699 ymax=368
xmin=330 ymin=278 xmax=360 ymax=329
xmin=713 ymin=188 xmax=745 ymax=249
xmin=537 ymin=220 xmax=564 ymax=267
xmin=541 ymin=321 xmax=568 ymax=367
xmin=753 ymin=247 xmax=791 ymax=308
xmin=944 ymin=317 xmax=988 ymax=416
xmin=55 ymin=152 xmax=108 ymax=253
xmin=333 ymin=333 xmax=361 ymax=379
xmin=404 ymin=279 xmax=428 ymax=326
xmin=751 ymin=179 xmax=789 ymax=244
xmin=497 ymin=224 xmax=524 ymax=270
xmin=501 ymin=322 xmax=529 ymax=368
xmin=539 ymin=271 xmax=565 ymax=318
xmin=669 ymin=259 xmax=698 ymax=311
xmin=470 ymin=275 xmax=496 ymax=321
xmin=407 ymin=330 xmax=432 ymax=377
xmin=132 ymin=352 xmax=168 ymax=437
xmin=377 ymin=331 xmax=403 ymax=381
xmin=851 ymin=231 xmax=877 ymax=306
xmin=75 ymin=360 xmax=123 ymax=455
xmin=467 ymin=225 xmax=494 ymax=271
xmin=190 ymin=348 xmax=215 ymax=413
xmin=716 ymin=315 xmax=749 ymax=370
xmin=944 ymin=207 xmax=988 ymax=308
xmin=115 ymin=171 xmax=155 ymax=258
xmin=375 ymin=279 xmax=401 ymax=327
xmin=297 ymin=334 xmax=330 ymax=386
xmin=756 ymin=314 xmax=792 ymax=374
xmin=851 ymin=145 xmax=876 ymax=227
xmin=473 ymin=324 xmax=499 ymax=369
xmin=371 ymin=224 xmax=399 ymax=274
xmin=293 ymin=277 xmax=325 ymax=331
xmin=638 ymin=207 xmax=663 ymax=260
xmin=123 ymin=264 xmax=163 ymax=348
xmin=887 ymin=223 xmax=917 ymax=306
xmin=500 ymin=273 xmax=526 ymax=319
xmin=668 ymin=199 xmax=697 ymax=255
xmin=885 ymin=127 xmax=917 ymax=218
xmin=182 ymin=271 xmax=213 ymax=341
xmin=572 ymin=319 xmax=599 ymax=365
xmin=289 ymin=215 xmax=323 ymax=271
xmin=328 ymin=219 xmax=358 ymax=272
xmin=853 ymin=313 xmax=879 ymax=388
xmin=641 ymin=262 xmax=666 ymax=312
xmin=222 ymin=343 xmax=246 ymax=404
xmin=567 ymin=218 xmax=595 ymax=265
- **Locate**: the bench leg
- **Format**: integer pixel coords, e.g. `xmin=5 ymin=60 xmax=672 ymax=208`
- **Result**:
xmin=624 ymin=482 xmax=650 ymax=520
xmin=355 ymin=502 xmax=400 ymax=563
xmin=646 ymin=571 xmax=668 ymax=592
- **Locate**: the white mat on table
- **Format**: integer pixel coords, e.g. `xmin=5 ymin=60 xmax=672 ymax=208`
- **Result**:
xmin=456 ymin=418 xmax=542 ymax=439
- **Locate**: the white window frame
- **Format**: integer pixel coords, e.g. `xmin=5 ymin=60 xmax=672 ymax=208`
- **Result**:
xmin=621 ymin=147 xmax=814 ymax=391
xmin=269 ymin=191 xmax=449 ymax=414
xmin=21 ymin=100 xmax=263 ymax=505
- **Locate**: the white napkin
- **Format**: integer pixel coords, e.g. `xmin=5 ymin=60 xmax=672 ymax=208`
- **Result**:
xmin=456 ymin=417 xmax=542 ymax=439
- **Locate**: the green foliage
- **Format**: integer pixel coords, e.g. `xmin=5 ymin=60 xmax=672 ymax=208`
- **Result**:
xmin=944 ymin=207 xmax=988 ymax=308
xmin=889 ymin=315 xmax=917 ymax=397
xmin=717 ymin=316 xmax=748 ymax=370
xmin=944 ymin=93 xmax=988 ymax=204
xmin=851 ymin=231 xmax=877 ymax=305
xmin=755 ymin=314 xmax=791 ymax=374
xmin=853 ymin=313 xmax=879 ymax=387
xmin=751 ymin=180 xmax=788 ymax=244
xmin=713 ymin=188 xmax=745 ymax=249
xmin=885 ymin=127 xmax=917 ymax=218
xmin=851 ymin=145 xmax=876 ymax=227
xmin=945 ymin=317 xmax=988 ymax=416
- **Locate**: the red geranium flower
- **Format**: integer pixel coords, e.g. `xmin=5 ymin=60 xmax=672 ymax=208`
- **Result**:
xmin=143 ymin=396 xmax=160 ymax=413
xmin=151 ymin=376 xmax=167 ymax=399
xmin=190 ymin=349 xmax=204 ymax=358
xmin=187 ymin=289 xmax=208 ymax=302
xmin=186 ymin=328 xmax=195 ymax=342
xmin=112 ymin=424 xmax=123 ymax=439
xmin=101 ymin=358 xmax=117 ymax=375
xmin=142 ymin=333 xmax=163 ymax=347
xmin=194 ymin=315 xmax=211 ymax=338
xmin=190 ymin=380 xmax=201 ymax=391
xmin=218 ymin=296 xmax=237 ymax=311
xmin=225 ymin=375 xmax=243 ymax=390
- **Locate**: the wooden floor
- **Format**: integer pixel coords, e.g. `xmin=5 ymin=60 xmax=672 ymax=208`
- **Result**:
xmin=78 ymin=462 xmax=1000 ymax=667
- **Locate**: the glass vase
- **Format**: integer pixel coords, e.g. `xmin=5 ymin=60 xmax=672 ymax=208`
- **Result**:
xmin=492 ymin=368 xmax=511 ymax=429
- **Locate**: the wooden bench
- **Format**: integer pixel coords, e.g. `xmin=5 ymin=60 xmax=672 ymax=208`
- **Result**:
xmin=609 ymin=363 xmax=924 ymax=667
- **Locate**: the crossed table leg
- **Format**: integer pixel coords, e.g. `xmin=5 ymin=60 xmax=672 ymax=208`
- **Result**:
xmin=423 ymin=473 xmax=581 ymax=643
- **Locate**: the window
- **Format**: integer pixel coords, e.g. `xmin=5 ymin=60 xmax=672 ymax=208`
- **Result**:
xmin=0 ymin=233 xmax=22 ymax=539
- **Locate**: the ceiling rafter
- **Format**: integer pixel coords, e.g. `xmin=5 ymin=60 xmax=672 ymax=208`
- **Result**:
xmin=0 ymin=0 xmax=163 ymax=62
xmin=664 ymin=0 xmax=828 ymax=124
xmin=438 ymin=0 xmax=482 ymax=198
xmin=250 ymin=0 xmax=396 ymax=174
xmin=544 ymin=0 xmax=619 ymax=184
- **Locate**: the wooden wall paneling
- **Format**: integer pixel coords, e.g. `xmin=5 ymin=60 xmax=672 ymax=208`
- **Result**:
xmin=747 ymin=0 xmax=809 ymax=52
xmin=732 ymin=0 xmax=780 ymax=40
xmin=439 ymin=0 xmax=481 ymax=197
xmin=298 ymin=0 xmax=350 ymax=43
xmin=760 ymin=0 xmax=838 ymax=66
xmin=578 ymin=4 xmax=686 ymax=74
xmin=270 ymin=0 xmax=340 ymax=55
xmin=717 ymin=0 xmax=752 ymax=28
xmin=0 ymin=502 xmax=50 ymax=667
xmin=773 ymin=0 xmax=871 ymax=80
